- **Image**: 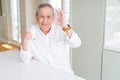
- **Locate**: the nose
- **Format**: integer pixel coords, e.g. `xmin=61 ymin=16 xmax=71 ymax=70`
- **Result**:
xmin=43 ymin=17 xmax=47 ymax=23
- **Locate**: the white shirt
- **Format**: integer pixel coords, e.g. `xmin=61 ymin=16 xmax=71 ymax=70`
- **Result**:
xmin=20 ymin=23 xmax=81 ymax=74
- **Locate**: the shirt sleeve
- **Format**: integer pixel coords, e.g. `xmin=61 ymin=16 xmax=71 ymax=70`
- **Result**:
xmin=20 ymin=41 xmax=33 ymax=63
xmin=65 ymin=31 xmax=81 ymax=48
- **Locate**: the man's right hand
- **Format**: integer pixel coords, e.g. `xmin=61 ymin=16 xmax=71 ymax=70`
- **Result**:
xmin=23 ymin=31 xmax=32 ymax=41
xmin=22 ymin=31 xmax=32 ymax=51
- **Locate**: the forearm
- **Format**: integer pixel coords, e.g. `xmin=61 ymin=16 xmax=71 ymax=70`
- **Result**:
xmin=63 ymin=24 xmax=73 ymax=38
xmin=20 ymin=40 xmax=32 ymax=63
xmin=66 ymin=29 xmax=73 ymax=39
xmin=20 ymin=47 xmax=32 ymax=63
xmin=66 ymin=31 xmax=81 ymax=48
xmin=22 ymin=39 xmax=28 ymax=51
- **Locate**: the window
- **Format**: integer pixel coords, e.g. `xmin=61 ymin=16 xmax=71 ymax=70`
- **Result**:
xmin=104 ymin=0 xmax=120 ymax=52
xmin=10 ymin=0 xmax=21 ymax=42
xmin=48 ymin=0 xmax=61 ymax=9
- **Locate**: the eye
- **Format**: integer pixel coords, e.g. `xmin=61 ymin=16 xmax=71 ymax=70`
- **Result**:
xmin=40 ymin=16 xmax=44 ymax=19
xmin=47 ymin=16 xmax=51 ymax=19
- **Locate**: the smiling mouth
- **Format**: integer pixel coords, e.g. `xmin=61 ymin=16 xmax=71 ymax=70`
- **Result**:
xmin=42 ymin=23 xmax=48 ymax=25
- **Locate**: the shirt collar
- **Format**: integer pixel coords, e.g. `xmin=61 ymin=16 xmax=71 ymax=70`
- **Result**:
xmin=36 ymin=23 xmax=55 ymax=37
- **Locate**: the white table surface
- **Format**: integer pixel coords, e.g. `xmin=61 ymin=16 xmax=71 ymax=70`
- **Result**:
xmin=0 ymin=50 xmax=85 ymax=80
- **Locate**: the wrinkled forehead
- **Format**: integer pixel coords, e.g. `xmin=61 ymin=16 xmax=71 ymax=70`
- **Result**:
xmin=38 ymin=7 xmax=53 ymax=16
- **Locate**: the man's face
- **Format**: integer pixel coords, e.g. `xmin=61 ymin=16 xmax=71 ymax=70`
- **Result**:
xmin=36 ymin=7 xmax=53 ymax=33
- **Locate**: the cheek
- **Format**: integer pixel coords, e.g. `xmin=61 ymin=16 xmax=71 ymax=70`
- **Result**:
xmin=49 ymin=19 xmax=53 ymax=23
xmin=37 ymin=19 xmax=43 ymax=24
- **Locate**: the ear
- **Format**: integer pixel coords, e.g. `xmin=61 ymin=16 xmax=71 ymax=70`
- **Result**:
xmin=36 ymin=16 xmax=38 ymax=21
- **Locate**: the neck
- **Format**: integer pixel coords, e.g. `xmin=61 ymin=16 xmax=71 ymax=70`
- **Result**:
xmin=40 ymin=27 xmax=51 ymax=35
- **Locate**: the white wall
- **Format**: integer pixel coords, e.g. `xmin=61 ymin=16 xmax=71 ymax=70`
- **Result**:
xmin=0 ymin=16 xmax=4 ymax=38
xmin=102 ymin=49 xmax=120 ymax=80
xmin=0 ymin=16 xmax=3 ymax=37
xmin=0 ymin=0 xmax=8 ymax=40
xmin=72 ymin=0 xmax=105 ymax=80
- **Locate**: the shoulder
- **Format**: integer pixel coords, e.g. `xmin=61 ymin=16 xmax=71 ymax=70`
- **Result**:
xmin=26 ymin=24 xmax=38 ymax=34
